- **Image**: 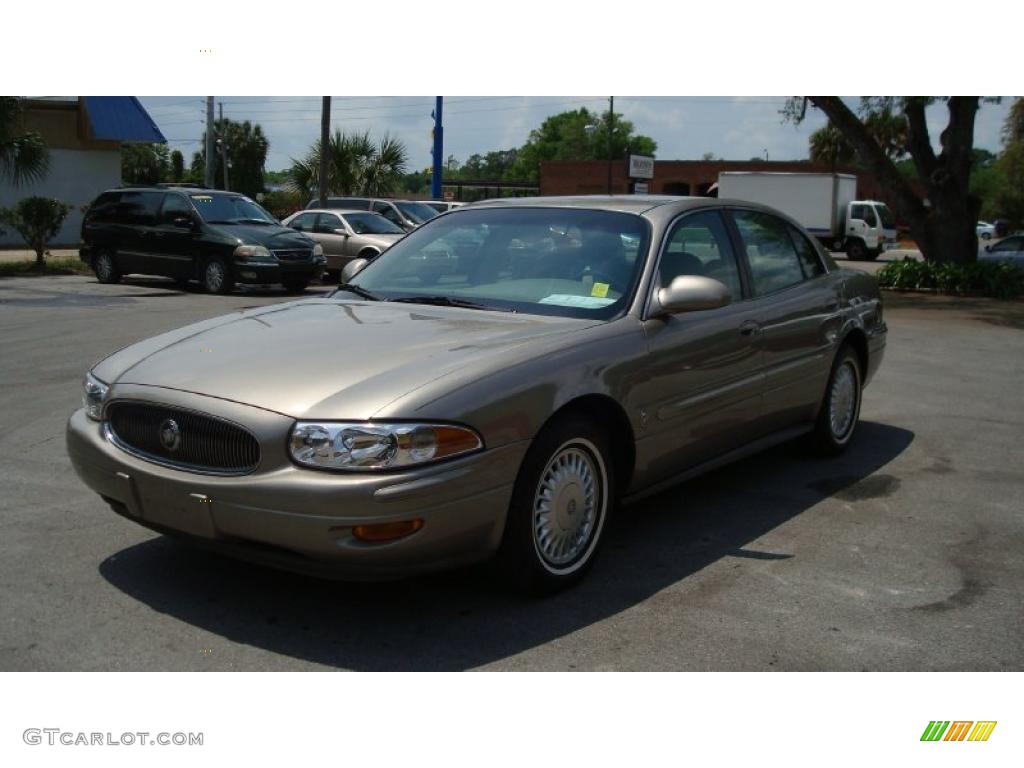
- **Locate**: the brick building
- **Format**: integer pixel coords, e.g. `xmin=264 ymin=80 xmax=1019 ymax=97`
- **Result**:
xmin=539 ymin=159 xmax=898 ymax=210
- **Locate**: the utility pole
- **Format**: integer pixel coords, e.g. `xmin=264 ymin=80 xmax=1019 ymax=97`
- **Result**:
xmin=607 ymin=96 xmax=615 ymax=195
xmin=319 ymin=96 xmax=330 ymax=207
xmin=218 ymin=101 xmax=230 ymax=191
xmin=431 ymin=96 xmax=443 ymax=200
xmin=204 ymin=96 xmax=215 ymax=188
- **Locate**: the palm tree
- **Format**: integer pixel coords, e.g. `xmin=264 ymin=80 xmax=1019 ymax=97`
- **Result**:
xmin=0 ymin=97 xmax=49 ymax=186
xmin=809 ymin=123 xmax=855 ymax=169
xmin=288 ymin=130 xmax=408 ymax=200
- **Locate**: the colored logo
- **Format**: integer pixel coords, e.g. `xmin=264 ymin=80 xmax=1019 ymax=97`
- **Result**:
xmin=921 ymin=721 xmax=997 ymax=742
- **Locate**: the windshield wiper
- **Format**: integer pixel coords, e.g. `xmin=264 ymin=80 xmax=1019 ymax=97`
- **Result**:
xmin=333 ymin=283 xmax=382 ymax=301
xmin=390 ymin=295 xmax=512 ymax=312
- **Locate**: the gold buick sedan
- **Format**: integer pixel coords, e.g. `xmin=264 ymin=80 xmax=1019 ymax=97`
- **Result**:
xmin=67 ymin=196 xmax=886 ymax=592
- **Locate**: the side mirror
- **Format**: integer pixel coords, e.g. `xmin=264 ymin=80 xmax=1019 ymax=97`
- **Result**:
xmin=652 ymin=275 xmax=731 ymax=316
xmin=341 ymin=257 xmax=369 ymax=283
xmin=172 ymin=216 xmax=194 ymax=230
xmin=333 ymin=228 xmax=350 ymax=236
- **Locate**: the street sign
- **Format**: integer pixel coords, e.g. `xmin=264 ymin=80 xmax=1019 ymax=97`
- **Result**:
xmin=627 ymin=154 xmax=655 ymax=179
xmin=632 ymin=182 xmax=649 ymax=195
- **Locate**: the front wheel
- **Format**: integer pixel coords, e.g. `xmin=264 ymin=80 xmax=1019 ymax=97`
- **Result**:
xmin=845 ymin=240 xmax=867 ymax=261
xmin=202 ymin=257 xmax=234 ymax=294
xmin=93 ymin=252 xmax=121 ymax=284
xmin=495 ymin=413 xmax=613 ymax=593
xmin=811 ymin=346 xmax=863 ymax=455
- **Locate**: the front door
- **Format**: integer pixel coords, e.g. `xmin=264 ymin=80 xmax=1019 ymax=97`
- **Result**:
xmin=638 ymin=209 xmax=764 ymax=482
xmin=151 ymin=193 xmax=199 ymax=280
xmin=313 ymin=212 xmax=353 ymax=267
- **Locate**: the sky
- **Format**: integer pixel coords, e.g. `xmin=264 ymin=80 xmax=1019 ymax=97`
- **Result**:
xmin=138 ymin=96 xmax=1015 ymax=174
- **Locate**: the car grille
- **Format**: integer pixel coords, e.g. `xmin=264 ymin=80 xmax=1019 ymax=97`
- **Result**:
xmin=273 ymin=249 xmax=313 ymax=262
xmin=106 ymin=402 xmax=260 ymax=475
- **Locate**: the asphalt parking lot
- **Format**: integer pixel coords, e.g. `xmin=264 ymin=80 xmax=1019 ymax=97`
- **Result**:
xmin=1 ymin=273 xmax=1022 ymax=671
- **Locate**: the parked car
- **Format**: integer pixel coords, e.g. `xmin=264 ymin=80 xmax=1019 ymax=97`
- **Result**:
xmin=976 ymin=220 xmax=996 ymax=240
xmin=67 ymin=196 xmax=886 ymax=592
xmin=980 ymin=234 xmax=1024 ymax=267
xmin=424 ymin=200 xmax=465 ymax=213
xmin=304 ymin=197 xmax=438 ymax=231
xmin=80 ymin=187 xmax=325 ymax=294
xmin=282 ymin=209 xmax=405 ymax=272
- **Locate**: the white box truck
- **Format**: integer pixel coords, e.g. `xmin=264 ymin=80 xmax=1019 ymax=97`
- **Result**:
xmin=717 ymin=172 xmax=899 ymax=261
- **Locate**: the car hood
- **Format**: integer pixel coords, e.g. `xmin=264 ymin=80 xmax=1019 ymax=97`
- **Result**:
xmin=96 ymin=299 xmax=599 ymax=419
xmin=207 ymin=222 xmax=314 ymax=249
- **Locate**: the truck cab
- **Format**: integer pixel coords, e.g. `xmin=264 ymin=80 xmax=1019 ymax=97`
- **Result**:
xmin=842 ymin=200 xmax=898 ymax=260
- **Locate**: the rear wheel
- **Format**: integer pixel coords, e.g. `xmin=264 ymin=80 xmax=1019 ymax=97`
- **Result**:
xmin=93 ymin=252 xmax=121 ymax=284
xmin=495 ymin=413 xmax=613 ymax=593
xmin=202 ymin=257 xmax=234 ymax=294
xmin=811 ymin=345 xmax=863 ymax=455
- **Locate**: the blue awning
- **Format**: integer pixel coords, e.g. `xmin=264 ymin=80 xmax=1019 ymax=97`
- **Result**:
xmin=82 ymin=96 xmax=166 ymax=143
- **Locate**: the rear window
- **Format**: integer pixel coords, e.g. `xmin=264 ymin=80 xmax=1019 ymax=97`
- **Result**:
xmin=87 ymin=192 xmax=121 ymax=224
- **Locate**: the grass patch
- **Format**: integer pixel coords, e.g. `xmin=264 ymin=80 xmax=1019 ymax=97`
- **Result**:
xmin=877 ymin=257 xmax=1024 ymax=299
xmin=0 ymin=256 xmax=92 ymax=278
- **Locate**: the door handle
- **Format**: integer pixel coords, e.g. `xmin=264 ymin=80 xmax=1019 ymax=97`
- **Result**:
xmin=739 ymin=320 xmax=761 ymax=337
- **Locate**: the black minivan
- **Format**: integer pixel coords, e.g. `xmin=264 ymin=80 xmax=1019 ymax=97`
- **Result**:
xmin=80 ymin=186 xmax=326 ymax=294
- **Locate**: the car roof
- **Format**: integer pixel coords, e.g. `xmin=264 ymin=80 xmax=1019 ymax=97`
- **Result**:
xmin=110 ymin=186 xmax=244 ymax=196
xmin=468 ymin=195 xmax=722 ymax=215
xmin=301 ymin=208 xmax=377 ymax=216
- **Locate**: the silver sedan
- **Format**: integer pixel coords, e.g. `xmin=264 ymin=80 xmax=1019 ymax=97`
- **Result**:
xmin=67 ymin=196 xmax=886 ymax=593
xmin=282 ymin=209 xmax=404 ymax=272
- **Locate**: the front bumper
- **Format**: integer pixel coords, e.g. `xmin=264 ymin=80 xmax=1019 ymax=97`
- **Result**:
xmin=66 ymin=400 xmax=526 ymax=580
xmin=233 ymin=258 xmax=326 ymax=285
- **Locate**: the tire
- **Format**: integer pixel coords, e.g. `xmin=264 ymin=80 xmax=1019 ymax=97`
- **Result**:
xmin=202 ymin=257 xmax=234 ymax=294
xmin=357 ymin=248 xmax=380 ymax=261
xmin=811 ymin=345 xmax=863 ymax=456
xmin=845 ymin=240 xmax=867 ymax=261
xmin=282 ymin=277 xmax=310 ymax=294
xmin=93 ymin=252 xmax=121 ymax=284
xmin=494 ymin=413 xmax=614 ymax=594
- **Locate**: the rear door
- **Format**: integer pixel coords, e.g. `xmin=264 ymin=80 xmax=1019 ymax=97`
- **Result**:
xmin=112 ymin=191 xmax=162 ymax=275
xmin=638 ymin=209 xmax=765 ymax=480
xmin=729 ymin=208 xmax=840 ymax=433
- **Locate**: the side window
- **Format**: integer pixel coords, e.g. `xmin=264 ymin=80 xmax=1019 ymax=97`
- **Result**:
xmin=732 ymin=210 xmax=806 ymax=295
xmin=660 ymin=210 xmax=743 ymax=300
xmin=379 ymin=206 xmax=403 ymax=226
xmin=88 ymin=192 xmax=120 ymax=224
xmin=851 ymin=204 xmax=877 ymax=227
xmin=289 ymin=212 xmax=317 ymax=231
xmin=314 ymin=213 xmax=341 ymax=233
xmin=158 ymin=194 xmax=193 ymax=225
xmin=116 ymin=192 xmax=161 ymax=225
xmin=787 ymin=225 xmax=826 ymax=278
xmin=371 ymin=201 xmax=388 ymax=213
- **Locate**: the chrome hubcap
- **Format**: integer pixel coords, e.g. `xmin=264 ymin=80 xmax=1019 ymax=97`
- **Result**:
xmin=829 ymin=362 xmax=858 ymax=439
xmin=206 ymin=262 xmax=224 ymax=291
xmin=96 ymin=256 xmax=111 ymax=279
xmin=533 ymin=443 xmax=601 ymax=568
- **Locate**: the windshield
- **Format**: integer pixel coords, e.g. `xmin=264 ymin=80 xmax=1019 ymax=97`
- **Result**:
xmin=343 ymin=212 xmax=405 ymax=235
xmin=351 ymin=207 xmax=650 ymax=319
xmin=875 ymin=203 xmax=896 ymax=229
xmin=396 ymin=201 xmax=440 ymax=225
xmin=191 ymin=194 xmax=277 ymax=224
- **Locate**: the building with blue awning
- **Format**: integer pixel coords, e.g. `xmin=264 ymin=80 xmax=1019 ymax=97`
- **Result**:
xmin=0 ymin=97 xmax=167 ymax=246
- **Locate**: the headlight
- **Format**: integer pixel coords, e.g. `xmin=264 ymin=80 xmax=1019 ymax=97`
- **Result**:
xmin=288 ymin=421 xmax=482 ymax=471
xmin=82 ymin=372 xmax=109 ymax=421
xmin=233 ymin=244 xmax=275 ymax=263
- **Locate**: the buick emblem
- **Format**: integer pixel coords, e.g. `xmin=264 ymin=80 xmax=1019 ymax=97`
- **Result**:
xmin=159 ymin=418 xmax=181 ymax=452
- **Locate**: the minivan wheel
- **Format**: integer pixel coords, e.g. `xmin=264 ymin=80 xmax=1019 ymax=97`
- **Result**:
xmin=812 ymin=346 xmax=863 ymax=455
xmin=93 ymin=252 xmax=121 ymax=284
xmin=495 ymin=413 xmax=613 ymax=593
xmin=203 ymin=257 xmax=234 ymax=294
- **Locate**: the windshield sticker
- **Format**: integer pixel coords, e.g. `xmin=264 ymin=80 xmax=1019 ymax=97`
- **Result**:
xmin=591 ymin=282 xmax=610 ymax=298
xmin=539 ymin=294 xmax=616 ymax=308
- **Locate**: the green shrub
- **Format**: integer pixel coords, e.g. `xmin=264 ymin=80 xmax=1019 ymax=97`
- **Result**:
xmin=0 ymin=196 xmax=72 ymax=266
xmin=876 ymin=257 xmax=1024 ymax=299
